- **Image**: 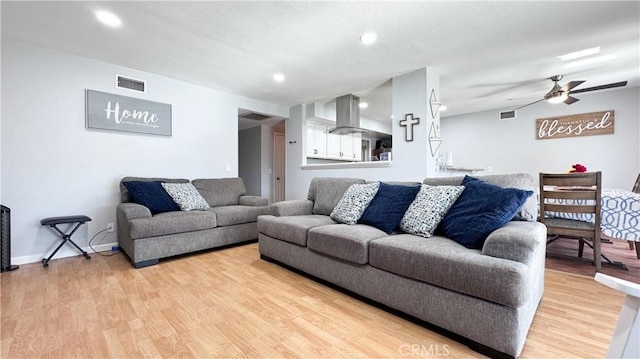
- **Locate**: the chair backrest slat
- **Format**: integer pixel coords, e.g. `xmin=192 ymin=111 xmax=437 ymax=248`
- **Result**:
xmin=633 ymin=174 xmax=640 ymax=194
xmin=540 ymin=173 xmax=598 ymax=187
xmin=543 ymin=204 xmax=597 ymax=214
xmin=543 ymin=190 xmax=596 ymax=200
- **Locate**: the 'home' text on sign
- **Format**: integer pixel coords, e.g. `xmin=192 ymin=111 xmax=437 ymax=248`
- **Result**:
xmin=535 ymin=110 xmax=614 ymax=140
xmin=86 ymin=89 xmax=172 ymax=136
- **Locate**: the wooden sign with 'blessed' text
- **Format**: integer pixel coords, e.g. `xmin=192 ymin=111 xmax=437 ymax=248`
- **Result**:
xmin=536 ymin=110 xmax=614 ymax=140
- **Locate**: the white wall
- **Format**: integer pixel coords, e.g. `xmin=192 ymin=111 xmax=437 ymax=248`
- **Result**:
xmin=1 ymin=39 xmax=287 ymax=264
xmin=440 ymin=86 xmax=640 ymax=189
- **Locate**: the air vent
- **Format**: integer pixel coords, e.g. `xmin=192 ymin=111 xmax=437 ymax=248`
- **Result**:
xmin=240 ymin=112 xmax=271 ymax=121
xmin=499 ymin=110 xmax=517 ymax=120
xmin=116 ymin=75 xmax=146 ymax=93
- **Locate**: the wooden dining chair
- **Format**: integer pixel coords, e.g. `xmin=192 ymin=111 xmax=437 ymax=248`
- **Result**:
xmin=633 ymin=174 xmax=640 ymax=194
xmin=539 ymin=172 xmax=603 ymax=271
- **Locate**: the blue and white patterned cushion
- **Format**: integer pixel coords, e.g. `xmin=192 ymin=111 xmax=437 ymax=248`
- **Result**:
xmin=330 ymin=182 xmax=380 ymax=225
xmin=542 ymin=188 xmax=639 ymax=241
xmin=399 ymin=184 xmax=465 ymax=238
xmin=161 ymin=183 xmax=210 ymax=211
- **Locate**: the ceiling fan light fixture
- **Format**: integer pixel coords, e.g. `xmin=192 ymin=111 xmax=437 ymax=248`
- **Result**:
xmin=547 ymin=92 xmax=568 ymax=104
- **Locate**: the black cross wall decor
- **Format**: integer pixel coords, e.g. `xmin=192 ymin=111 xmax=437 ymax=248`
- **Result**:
xmin=399 ymin=113 xmax=420 ymax=142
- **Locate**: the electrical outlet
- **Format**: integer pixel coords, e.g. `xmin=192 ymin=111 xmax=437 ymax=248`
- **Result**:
xmin=106 ymin=223 xmax=115 ymax=232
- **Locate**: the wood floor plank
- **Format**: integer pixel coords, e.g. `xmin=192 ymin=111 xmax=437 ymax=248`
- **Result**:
xmin=0 ymin=243 xmax=626 ymax=359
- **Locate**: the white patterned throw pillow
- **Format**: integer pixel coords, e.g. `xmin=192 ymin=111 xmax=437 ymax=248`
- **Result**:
xmin=330 ymin=182 xmax=380 ymax=225
xmin=399 ymin=184 xmax=465 ymax=238
xmin=161 ymin=182 xmax=210 ymax=211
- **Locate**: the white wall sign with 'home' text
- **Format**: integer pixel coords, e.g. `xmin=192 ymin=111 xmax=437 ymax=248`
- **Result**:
xmin=85 ymin=89 xmax=172 ymax=136
xmin=535 ymin=110 xmax=614 ymax=140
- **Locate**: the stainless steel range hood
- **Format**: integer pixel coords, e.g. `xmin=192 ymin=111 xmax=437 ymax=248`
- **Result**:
xmin=327 ymin=94 xmax=368 ymax=134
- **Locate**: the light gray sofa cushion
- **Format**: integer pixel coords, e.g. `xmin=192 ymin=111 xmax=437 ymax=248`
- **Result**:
xmin=369 ymin=234 xmax=529 ymax=307
xmin=192 ymin=178 xmax=246 ymax=207
xmin=120 ymin=177 xmax=189 ymax=203
xmin=307 ymin=177 xmax=366 ymax=215
xmin=257 ymin=215 xmax=336 ymax=246
xmin=128 ymin=211 xmax=217 ymax=239
xmin=423 ymin=173 xmax=537 ymax=221
xmin=307 ymin=224 xmax=388 ymax=265
xmin=207 ymin=205 xmax=272 ymax=227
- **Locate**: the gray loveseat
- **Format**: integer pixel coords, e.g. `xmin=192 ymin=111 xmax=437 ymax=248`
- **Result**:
xmin=258 ymin=174 xmax=546 ymax=358
xmin=117 ymin=177 xmax=270 ymax=268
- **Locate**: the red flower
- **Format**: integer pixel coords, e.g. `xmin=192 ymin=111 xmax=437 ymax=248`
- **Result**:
xmin=570 ymin=164 xmax=587 ymax=173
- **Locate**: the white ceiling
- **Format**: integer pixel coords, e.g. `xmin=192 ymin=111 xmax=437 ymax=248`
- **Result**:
xmin=2 ymin=1 xmax=639 ymax=123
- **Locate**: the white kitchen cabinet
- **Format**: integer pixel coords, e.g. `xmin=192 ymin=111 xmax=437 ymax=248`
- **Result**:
xmin=306 ymin=122 xmax=327 ymax=158
xmin=327 ymin=133 xmax=360 ymax=161
xmin=352 ymin=134 xmax=362 ymax=161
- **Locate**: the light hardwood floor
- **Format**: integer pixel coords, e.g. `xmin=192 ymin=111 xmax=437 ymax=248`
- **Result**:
xmin=1 ymin=243 xmax=625 ymax=358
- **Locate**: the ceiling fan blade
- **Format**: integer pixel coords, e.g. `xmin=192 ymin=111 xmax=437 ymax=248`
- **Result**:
xmin=562 ymin=80 xmax=585 ymax=92
xmin=564 ymin=96 xmax=579 ymax=105
xmin=570 ymin=81 xmax=628 ymax=94
xmin=513 ymin=98 xmax=544 ymax=110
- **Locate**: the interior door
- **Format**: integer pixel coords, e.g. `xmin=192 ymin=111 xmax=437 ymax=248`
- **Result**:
xmin=274 ymin=133 xmax=285 ymax=202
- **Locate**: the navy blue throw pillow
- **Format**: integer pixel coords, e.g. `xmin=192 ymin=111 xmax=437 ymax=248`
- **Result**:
xmin=359 ymin=182 xmax=421 ymax=234
xmin=438 ymin=176 xmax=533 ymax=249
xmin=122 ymin=181 xmax=180 ymax=214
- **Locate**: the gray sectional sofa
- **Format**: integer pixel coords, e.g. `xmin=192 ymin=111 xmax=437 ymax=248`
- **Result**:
xmin=117 ymin=177 xmax=270 ymax=268
xmin=258 ymin=174 xmax=546 ymax=358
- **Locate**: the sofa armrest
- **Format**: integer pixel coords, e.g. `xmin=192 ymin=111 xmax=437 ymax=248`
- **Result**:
xmin=482 ymin=221 xmax=547 ymax=264
xmin=239 ymin=195 xmax=269 ymax=206
xmin=270 ymin=200 xmax=313 ymax=217
xmin=117 ymin=203 xmax=152 ymax=221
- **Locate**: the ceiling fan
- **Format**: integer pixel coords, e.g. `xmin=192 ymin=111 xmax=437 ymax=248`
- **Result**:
xmin=513 ymin=75 xmax=628 ymax=110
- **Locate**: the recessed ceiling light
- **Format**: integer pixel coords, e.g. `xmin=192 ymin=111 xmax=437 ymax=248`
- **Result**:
xmin=273 ymin=73 xmax=285 ymax=82
xmin=359 ymin=32 xmax=377 ymax=45
xmin=95 ymin=10 xmax=122 ymax=28
xmin=440 ymin=105 xmax=447 ymax=112
xmin=558 ymin=47 xmax=600 ymax=61
xmin=359 ymin=102 xmax=368 ymax=109
xmin=563 ymin=54 xmax=616 ymax=69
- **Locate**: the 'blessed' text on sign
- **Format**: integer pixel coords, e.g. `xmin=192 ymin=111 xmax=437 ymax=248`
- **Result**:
xmin=535 ymin=110 xmax=614 ymax=140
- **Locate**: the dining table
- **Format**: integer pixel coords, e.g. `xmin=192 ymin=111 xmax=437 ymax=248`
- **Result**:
xmin=542 ymin=187 xmax=640 ymax=258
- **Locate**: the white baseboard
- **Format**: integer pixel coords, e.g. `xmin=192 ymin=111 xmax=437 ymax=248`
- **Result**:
xmin=11 ymin=241 xmax=119 ymax=265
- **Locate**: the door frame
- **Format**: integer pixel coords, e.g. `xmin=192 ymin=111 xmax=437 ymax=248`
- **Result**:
xmin=273 ymin=132 xmax=285 ymax=202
